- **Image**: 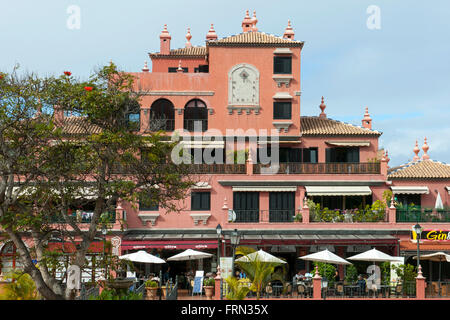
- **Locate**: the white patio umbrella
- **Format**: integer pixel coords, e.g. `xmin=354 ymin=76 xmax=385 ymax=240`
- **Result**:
xmin=166 ymin=249 xmax=213 ymax=261
xmin=413 ymin=251 xmax=450 ymax=294
xmin=235 ymin=249 xmax=286 ymax=264
xmin=347 ymin=248 xmax=398 ymax=262
xmin=435 ymin=192 xmax=444 ymax=210
xmin=119 ymin=250 xmax=166 ymax=264
xmin=299 ymin=249 xmax=352 ymax=265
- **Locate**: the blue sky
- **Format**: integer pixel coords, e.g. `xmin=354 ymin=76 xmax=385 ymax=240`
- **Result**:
xmin=1 ymin=0 xmax=449 ymax=167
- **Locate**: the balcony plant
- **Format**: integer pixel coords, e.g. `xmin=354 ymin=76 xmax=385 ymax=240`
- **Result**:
xmin=203 ymin=278 xmax=215 ymax=300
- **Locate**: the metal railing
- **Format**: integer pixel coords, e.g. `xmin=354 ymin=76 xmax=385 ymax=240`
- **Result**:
xmin=232 ymin=209 xmax=301 ymax=223
xmin=310 ymin=208 xmax=387 ymax=223
xmin=254 ymin=162 xmax=381 ymax=174
xmin=49 ymin=211 xmax=116 ymax=224
xmin=147 ymin=119 xmax=175 ymax=132
xmin=396 ymin=207 xmax=450 ymax=222
xmin=426 ymin=281 xmax=450 ymax=298
xmin=187 ymin=163 xmax=246 ymax=174
xmin=184 ymin=119 xmax=208 ymax=132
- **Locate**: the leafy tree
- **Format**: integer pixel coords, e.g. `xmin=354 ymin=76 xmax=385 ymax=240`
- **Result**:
xmin=344 ymin=264 xmax=358 ymax=284
xmin=0 ymin=64 xmax=195 ymax=299
xmin=313 ymin=262 xmax=337 ymax=286
xmin=0 ymin=270 xmax=39 ymax=300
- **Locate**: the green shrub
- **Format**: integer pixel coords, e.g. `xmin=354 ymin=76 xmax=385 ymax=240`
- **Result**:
xmin=90 ymin=288 xmax=142 ymax=300
xmin=344 ymin=265 xmax=358 ymax=284
xmin=204 ymin=278 xmax=215 ymax=287
xmin=145 ymin=280 xmax=158 ymax=287
xmin=0 ymin=270 xmax=39 ymax=300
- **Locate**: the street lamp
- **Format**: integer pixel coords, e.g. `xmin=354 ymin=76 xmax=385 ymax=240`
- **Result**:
xmin=216 ymin=224 xmax=222 ymax=267
xmin=230 ymin=229 xmax=240 ymax=277
xmin=413 ymin=223 xmax=423 ymax=270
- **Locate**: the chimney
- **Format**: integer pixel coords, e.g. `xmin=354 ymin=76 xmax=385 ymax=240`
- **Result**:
xmin=413 ymin=140 xmax=420 ymax=161
xmin=421 ymin=137 xmax=430 ymax=160
xmin=362 ymin=107 xmax=372 ymax=129
xmin=206 ymin=24 xmax=218 ymax=41
xmin=242 ymin=10 xmax=254 ymax=32
xmin=185 ymin=28 xmax=192 ymax=48
xmin=159 ymin=24 xmax=171 ymax=55
xmin=283 ymin=20 xmax=295 ymax=39
xmin=53 ymin=105 xmax=64 ymax=125
xmin=319 ymin=96 xmax=327 ymax=118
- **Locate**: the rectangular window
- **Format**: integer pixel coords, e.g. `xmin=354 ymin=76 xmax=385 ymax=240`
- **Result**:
xmin=269 ymin=192 xmax=295 ymax=222
xmin=273 ymin=56 xmax=292 ymax=74
xmin=273 ymin=102 xmax=292 ymax=119
xmin=191 ymin=192 xmax=211 ymax=211
xmin=139 ymin=194 xmax=159 ymax=211
xmin=326 ymin=147 xmax=360 ymax=163
xmin=233 ymin=192 xmax=259 ymax=222
xmin=302 ymin=148 xmax=318 ymax=163
xmin=280 ymin=148 xmax=302 ymax=163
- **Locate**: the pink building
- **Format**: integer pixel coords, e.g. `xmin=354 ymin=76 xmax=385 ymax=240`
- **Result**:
xmin=1 ymin=11 xmax=449 ymax=287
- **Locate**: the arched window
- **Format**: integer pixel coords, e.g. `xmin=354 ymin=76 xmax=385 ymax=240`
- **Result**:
xmin=0 ymin=242 xmax=23 ymax=276
xmin=184 ymin=99 xmax=208 ymax=132
xmin=149 ymin=99 xmax=175 ymax=131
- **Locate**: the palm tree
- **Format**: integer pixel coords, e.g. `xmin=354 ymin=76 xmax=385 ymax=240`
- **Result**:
xmin=234 ymin=246 xmax=285 ymax=300
xmin=224 ymin=276 xmax=250 ymax=300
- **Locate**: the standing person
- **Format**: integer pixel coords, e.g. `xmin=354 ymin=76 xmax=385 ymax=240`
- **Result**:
xmin=163 ymin=266 xmax=171 ymax=284
xmin=334 ymin=270 xmax=340 ymax=283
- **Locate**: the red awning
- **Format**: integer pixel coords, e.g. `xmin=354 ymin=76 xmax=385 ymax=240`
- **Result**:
xmin=47 ymin=241 xmax=106 ymax=254
xmin=121 ymin=240 xmax=218 ymax=250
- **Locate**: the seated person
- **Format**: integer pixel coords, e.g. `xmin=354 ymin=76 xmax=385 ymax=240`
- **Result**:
xmin=356 ymin=275 xmax=366 ymax=294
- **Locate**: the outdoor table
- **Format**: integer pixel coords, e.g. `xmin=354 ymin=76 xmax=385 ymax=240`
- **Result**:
xmin=344 ymin=285 xmax=359 ymax=297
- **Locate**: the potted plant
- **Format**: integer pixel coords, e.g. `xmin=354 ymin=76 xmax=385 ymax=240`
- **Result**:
xmin=145 ymin=280 xmax=159 ymax=300
xmin=294 ymin=213 xmax=302 ymax=222
xmin=203 ymin=278 xmax=215 ymax=300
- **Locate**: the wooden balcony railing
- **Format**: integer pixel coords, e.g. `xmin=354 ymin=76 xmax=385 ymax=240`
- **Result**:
xmin=253 ymin=162 xmax=381 ymax=174
xmin=187 ymin=164 xmax=246 ymax=174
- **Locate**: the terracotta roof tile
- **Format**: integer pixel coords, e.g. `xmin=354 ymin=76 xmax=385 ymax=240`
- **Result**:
xmin=207 ymin=31 xmax=304 ymax=47
xmin=300 ymin=116 xmax=382 ymax=136
xmin=388 ymin=159 xmax=450 ymax=179
xmin=58 ymin=117 xmax=102 ymax=135
xmin=150 ymin=46 xmax=207 ymax=58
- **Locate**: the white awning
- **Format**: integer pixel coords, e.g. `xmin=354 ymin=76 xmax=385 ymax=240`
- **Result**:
xmin=305 ymin=186 xmax=372 ymax=196
xmin=179 ymin=140 xmax=225 ymax=148
xmin=272 ymin=92 xmax=293 ymax=99
xmin=326 ymin=141 xmax=371 ymax=147
xmin=232 ymin=186 xmax=297 ymax=192
xmin=446 ymin=186 xmax=450 ymax=195
xmin=390 ymin=186 xmax=429 ymax=195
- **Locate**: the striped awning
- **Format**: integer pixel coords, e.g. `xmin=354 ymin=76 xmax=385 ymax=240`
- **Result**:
xmin=326 ymin=141 xmax=371 ymax=147
xmin=390 ymin=186 xmax=429 ymax=194
xmin=232 ymin=186 xmax=297 ymax=192
xmin=305 ymin=186 xmax=372 ymax=196
xmin=179 ymin=140 xmax=224 ymax=148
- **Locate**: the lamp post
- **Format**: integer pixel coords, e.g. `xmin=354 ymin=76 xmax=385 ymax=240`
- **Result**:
xmin=230 ymin=229 xmax=240 ymax=277
xmin=101 ymin=225 xmax=107 ymax=279
xmin=413 ymin=223 xmax=423 ymax=270
xmin=216 ymin=224 xmax=222 ymax=268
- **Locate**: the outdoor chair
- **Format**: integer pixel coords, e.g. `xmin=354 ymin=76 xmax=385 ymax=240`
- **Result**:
xmin=285 ymin=283 xmax=292 ymax=297
xmin=394 ymin=284 xmax=403 ymax=297
xmin=336 ymin=283 xmax=344 ymax=297
xmin=297 ymin=284 xmax=306 ymax=298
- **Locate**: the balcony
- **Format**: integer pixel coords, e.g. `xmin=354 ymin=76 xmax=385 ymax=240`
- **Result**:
xmin=309 ymin=208 xmax=387 ymax=223
xmin=253 ymin=162 xmax=381 ymax=174
xmin=187 ymin=164 xmax=246 ymax=174
xmin=231 ymin=209 xmax=302 ymax=223
xmin=183 ymin=119 xmax=208 ymax=132
xmin=396 ymin=206 xmax=450 ymax=223
xmin=147 ymin=119 xmax=175 ymax=132
xmin=49 ymin=211 xmax=116 ymax=224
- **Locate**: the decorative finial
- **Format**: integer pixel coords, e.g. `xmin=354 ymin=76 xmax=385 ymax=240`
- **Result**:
xmin=319 ymin=96 xmax=327 ymax=118
xmin=177 ymin=60 xmax=183 ymax=73
xmin=142 ymin=61 xmax=149 ymax=72
xmin=185 ymin=27 xmax=192 ymax=48
xmin=242 ymin=9 xmax=254 ymax=32
xmin=413 ymin=140 xmax=420 ymax=161
xmin=421 ymin=137 xmax=430 ymax=160
xmin=283 ymin=19 xmax=295 ymax=39
xmin=251 ymin=10 xmax=258 ymax=31
xmin=206 ymin=23 xmax=218 ymax=40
